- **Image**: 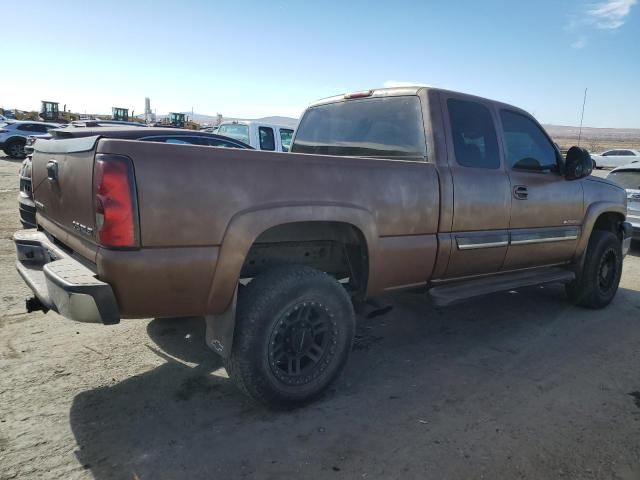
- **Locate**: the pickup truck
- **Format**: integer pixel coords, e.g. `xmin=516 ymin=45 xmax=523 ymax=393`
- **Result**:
xmin=217 ymin=120 xmax=295 ymax=152
xmin=14 ymin=86 xmax=632 ymax=407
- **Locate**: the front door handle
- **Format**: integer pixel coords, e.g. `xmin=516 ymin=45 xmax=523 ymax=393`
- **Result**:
xmin=513 ymin=185 xmax=528 ymax=200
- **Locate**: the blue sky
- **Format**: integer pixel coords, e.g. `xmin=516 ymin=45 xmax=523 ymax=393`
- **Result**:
xmin=3 ymin=0 xmax=639 ymax=127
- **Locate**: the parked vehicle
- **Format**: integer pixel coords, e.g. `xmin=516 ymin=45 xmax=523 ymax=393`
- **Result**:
xmin=608 ymin=164 xmax=640 ymax=239
xmin=0 ymin=121 xmax=62 ymax=158
xmin=217 ymin=120 xmax=295 ymax=152
xmin=591 ymin=149 xmax=640 ymax=169
xmin=14 ymin=87 xmax=631 ymax=407
xmin=17 ymin=127 xmax=252 ymax=228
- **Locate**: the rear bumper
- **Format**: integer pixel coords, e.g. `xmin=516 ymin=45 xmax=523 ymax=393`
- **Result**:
xmin=18 ymin=193 xmax=36 ymax=228
xmin=14 ymin=229 xmax=120 ymax=324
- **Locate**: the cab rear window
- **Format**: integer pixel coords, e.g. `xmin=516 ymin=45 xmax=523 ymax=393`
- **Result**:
xmin=291 ymin=96 xmax=427 ymax=160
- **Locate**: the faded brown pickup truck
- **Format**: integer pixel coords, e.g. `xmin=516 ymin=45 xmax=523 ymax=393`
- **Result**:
xmin=15 ymin=87 xmax=632 ymax=406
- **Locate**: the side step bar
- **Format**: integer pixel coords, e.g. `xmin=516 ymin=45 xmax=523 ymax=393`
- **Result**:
xmin=429 ymin=267 xmax=576 ymax=307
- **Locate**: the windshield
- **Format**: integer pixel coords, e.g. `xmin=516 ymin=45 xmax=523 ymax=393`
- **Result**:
xmin=217 ymin=123 xmax=250 ymax=144
xmin=608 ymin=170 xmax=640 ymax=190
xmin=291 ymin=96 xmax=427 ymax=160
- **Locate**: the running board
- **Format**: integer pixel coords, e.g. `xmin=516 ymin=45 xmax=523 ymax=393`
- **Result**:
xmin=429 ymin=267 xmax=576 ymax=307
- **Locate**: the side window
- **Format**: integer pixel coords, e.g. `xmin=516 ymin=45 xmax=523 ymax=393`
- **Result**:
xmin=259 ymin=126 xmax=275 ymax=151
xmin=203 ymin=138 xmax=241 ymax=148
xmin=619 ymin=150 xmax=633 ymax=156
xmin=279 ymin=128 xmax=293 ymax=152
xmin=33 ymin=125 xmax=49 ymax=133
xmin=17 ymin=124 xmax=33 ymax=132
xmin=165 ymin=138 xmax=192 ymax=145
xmin=500 ymin=110 xmax=557 ymax=171
xmin=447 ymin=99 xmax=499 ymax=169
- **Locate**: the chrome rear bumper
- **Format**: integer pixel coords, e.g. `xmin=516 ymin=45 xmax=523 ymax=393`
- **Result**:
xmin=14 ymin=229 xmax=120 ymax=324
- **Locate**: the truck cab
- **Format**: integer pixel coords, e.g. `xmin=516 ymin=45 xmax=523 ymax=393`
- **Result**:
xmin=217 ymin=120 xmax=295 ymax=152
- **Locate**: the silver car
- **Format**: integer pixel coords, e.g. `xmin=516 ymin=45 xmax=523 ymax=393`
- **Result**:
xmin=0 ymin=120 xmax=62 ymax=158
xmin=608 ymin=164 xmax=640 ymax=239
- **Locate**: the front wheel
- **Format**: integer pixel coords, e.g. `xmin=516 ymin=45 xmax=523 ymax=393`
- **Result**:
xmin=566 ymin=230 xmax=622 ymax=308
xmin=5 ymin=139 xmax=26 ymax=159
xmin=224 ymin=265 xmax=355 ymax=407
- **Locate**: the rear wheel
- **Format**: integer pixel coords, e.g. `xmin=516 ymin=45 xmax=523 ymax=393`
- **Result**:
xmin=224 ymin=265 xmax=355 ymax=407
xmin=566 ymin=230 xmax=622 ymax=308
xmin=5 ymin=139 xmax=26 ymax=159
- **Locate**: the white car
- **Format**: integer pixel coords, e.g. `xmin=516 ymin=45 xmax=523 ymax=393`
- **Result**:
xmin=607 ymin=164 xmax=640 ymax=239
xmin=591 ymin=149 xmax=640 ymax=169
xmin=217 ymin=120 xmax=295 ymax=152
xmin=0 ymin=120 xmax=62 ymax=158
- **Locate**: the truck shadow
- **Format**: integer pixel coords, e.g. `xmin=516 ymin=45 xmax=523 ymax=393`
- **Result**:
xmin=69 ymin=279 xmax=640 ymax=479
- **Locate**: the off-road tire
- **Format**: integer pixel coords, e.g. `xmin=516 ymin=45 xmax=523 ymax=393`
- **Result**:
xmin=5 ymin=138 xmax=26 ymax=159
xmin=566 ymin=230 xmax=622 ymax=308
xmin=224 ymin=265 xmax=355 ymax=407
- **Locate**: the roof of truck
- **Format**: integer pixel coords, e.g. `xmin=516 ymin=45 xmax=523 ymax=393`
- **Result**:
xmin=308 ymin=86 xmax=528 ymax=115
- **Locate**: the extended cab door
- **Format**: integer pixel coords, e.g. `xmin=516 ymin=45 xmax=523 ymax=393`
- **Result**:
xmin=498 ymin=109 xmax=583 ymax=270
xmin=440 ymin=95 xmax=511 ymax=278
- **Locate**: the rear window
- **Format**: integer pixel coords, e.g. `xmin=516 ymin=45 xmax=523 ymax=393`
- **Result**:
xmin=217 ymin=124 xmax=250 ymax=144
xmin=291 ymin=96 xmax=427 ymax=160
xmin=608 ymin=170 xmax=640 ymax=190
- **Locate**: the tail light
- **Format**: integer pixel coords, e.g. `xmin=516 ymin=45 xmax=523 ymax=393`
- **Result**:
xmin=93 ymin=154 xmax=139 ymax=248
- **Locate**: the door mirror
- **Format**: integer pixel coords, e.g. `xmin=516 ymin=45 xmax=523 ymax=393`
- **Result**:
xmin=565 ymin=146 xmax=593 ymax=180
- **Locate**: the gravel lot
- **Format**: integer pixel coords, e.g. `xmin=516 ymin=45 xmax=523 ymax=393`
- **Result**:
xmin=1 ymin=154 xmax=639 ymax=480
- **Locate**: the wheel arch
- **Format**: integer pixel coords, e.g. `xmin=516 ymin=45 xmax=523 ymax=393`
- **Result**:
xmin=575 ymin=202 xmax=626 ymax=260
xmin=4 ymin=135 xmax=26 ymax=146
xmin=206 ymin=204 xmax=378 ymax=314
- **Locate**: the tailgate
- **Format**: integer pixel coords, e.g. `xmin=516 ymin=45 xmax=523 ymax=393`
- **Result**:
xmin=31 ymin=136 xmax=99 ymax=241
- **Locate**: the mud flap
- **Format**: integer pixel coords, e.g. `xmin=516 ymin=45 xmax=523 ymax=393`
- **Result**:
xmin=205 ymin=287 xmax=237 ymax=358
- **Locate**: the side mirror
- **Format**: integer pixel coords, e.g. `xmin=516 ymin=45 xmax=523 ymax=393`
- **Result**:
xmin=565 ymin=146 xmax=593 ymax=180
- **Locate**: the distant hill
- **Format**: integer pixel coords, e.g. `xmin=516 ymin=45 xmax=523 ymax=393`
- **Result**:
xmin=542 ymin=124 xmax=640 ymax=152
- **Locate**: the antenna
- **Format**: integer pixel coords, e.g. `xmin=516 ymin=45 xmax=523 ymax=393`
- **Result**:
xmin=578 ymin=88 xmax=587 ymax=146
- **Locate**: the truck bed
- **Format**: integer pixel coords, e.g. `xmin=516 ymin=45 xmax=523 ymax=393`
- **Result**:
xmin=30 ymin=137 xmax=441 ymax=318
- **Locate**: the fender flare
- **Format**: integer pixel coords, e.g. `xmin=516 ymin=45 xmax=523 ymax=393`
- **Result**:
xmin=574 ymin=201 xmax=626 ymax=260
xmin=206 ymin=203 xmax=378 ymax=314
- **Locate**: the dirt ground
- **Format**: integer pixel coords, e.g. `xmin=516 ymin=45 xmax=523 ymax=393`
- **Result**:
xmin=1 ymin=154 xmax=639 ymax=480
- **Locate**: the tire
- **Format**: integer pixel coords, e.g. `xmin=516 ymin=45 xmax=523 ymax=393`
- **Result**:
xmin=5 ymin=138 xmax=26 ymax=159
xmin=566 ymin=230 xmax=622 ymax=308
xmin=224 ymin=265 xmax=355 ymax=407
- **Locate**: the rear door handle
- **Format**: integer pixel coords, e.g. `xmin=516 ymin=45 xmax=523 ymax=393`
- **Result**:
xmin=513 ymin=185 xmax=528 ymax=200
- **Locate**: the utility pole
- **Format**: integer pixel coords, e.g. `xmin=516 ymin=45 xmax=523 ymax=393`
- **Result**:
xmin=578 ymin=88 xmax=588 ymax=146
